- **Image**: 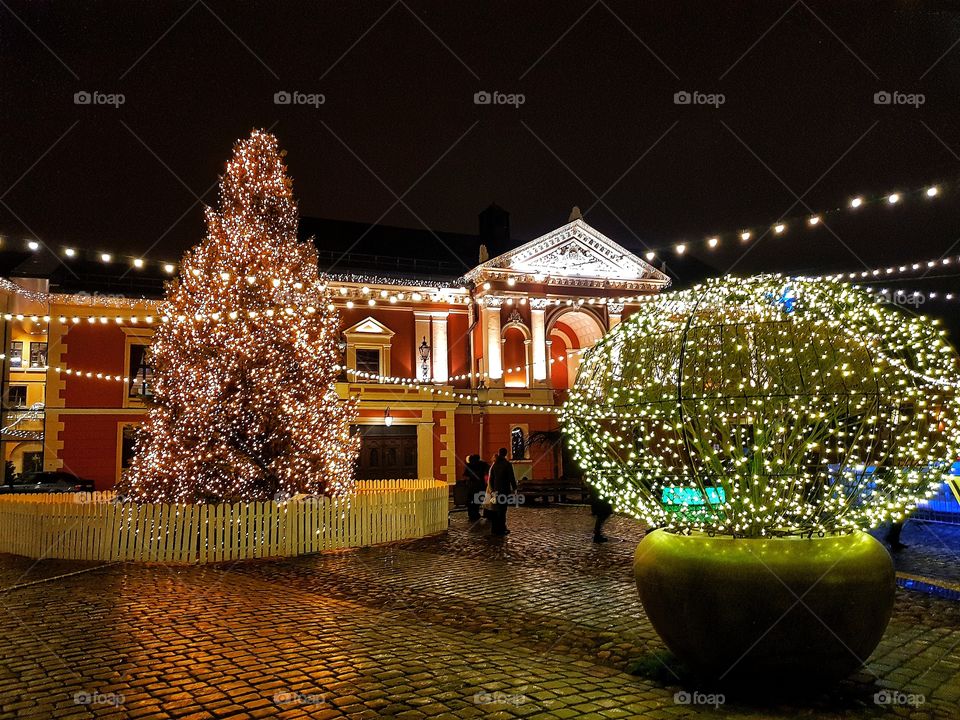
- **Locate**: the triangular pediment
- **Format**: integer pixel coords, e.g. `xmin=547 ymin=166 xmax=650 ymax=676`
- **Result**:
xmin=465 ymin=218 xmax=668 ymax=284
xmin=343 ymin=316 xmax=395 ymax=336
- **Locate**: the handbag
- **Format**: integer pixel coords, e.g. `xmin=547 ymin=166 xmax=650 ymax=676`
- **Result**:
xmin=482 ymin=478 xmax=497 ymax=516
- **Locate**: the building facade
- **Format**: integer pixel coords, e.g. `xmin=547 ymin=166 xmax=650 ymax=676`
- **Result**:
xmin=0 ymin=215 xmax=669 ymax=489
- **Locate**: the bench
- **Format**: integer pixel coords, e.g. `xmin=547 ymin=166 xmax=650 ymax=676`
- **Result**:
xmin=517 ymin=478 xmax=589 ymax=505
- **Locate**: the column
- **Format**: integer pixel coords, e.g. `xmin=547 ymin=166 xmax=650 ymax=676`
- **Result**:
xmin=608 ymin=302 xmax=624 ymax=329
xmin=417 ymin=420 xmax=435 ymax=479
xmin=430 ymin=311 xmax=449 ymax=383
xmin=524 ymin=339 xmax=532 ymax=386
xmin=414 ymin=312 xmax=432 ymax=381
xmin=482 ymin=297 xmax=503 ymax=383
xmin=530 ymin=298 xmax=548 ymax=383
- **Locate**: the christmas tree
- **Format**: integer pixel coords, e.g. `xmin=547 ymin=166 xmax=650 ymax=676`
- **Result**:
xmin=120 ymin=130 xmax=359 ymax=503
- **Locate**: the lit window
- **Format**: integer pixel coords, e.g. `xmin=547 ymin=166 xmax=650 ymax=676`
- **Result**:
xmin=511 ymin=426 xmax=526 ymax=460
xmin=8 ymin=341 xmax=22 ymax=369
xmin=29 ymin=342 xmax=47 ymax=368
xmin=128 ymin=344 xmax=154 ymax=398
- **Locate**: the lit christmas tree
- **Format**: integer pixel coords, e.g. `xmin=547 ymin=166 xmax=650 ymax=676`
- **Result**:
xmin=120 ymin=130 xmax=359 ymax=503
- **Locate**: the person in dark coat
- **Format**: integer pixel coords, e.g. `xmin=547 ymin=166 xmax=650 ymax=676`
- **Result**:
xmin=463 ymin=454 xmax=489 ymax=522
xmin=884 ymin=520 xmax=908 ymax=552
xmin=488 ymin=447 xmax=517 ymax=536
xmin=589 ymin=485 xmax=614 ymax=543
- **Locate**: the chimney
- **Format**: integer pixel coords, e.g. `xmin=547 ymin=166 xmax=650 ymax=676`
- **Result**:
xmin=478 ymin=204 xmax=510 ymax=259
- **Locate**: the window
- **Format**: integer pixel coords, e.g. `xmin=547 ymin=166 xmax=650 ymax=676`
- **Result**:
xmin=29 ymin=342 xmax=47 ymax=369
xmin=121 ymin=425 xmax=138 ymax=471
xmin=9 ymin=341 xmax=22 ymax=369
xmin=355 ymin=348 xmax=381 ymax=378
xmin=22 ymin=451 xmax=42 ymax=474
xmin=128 ymin=344 xmax=154 ymax=398
xmin=344 ymin=317 xmax=394 ymax=382
xmin=6 ymin=385 xmax=26 ymax=408
xmin=511 ymin=426 xmax=526 ymax=460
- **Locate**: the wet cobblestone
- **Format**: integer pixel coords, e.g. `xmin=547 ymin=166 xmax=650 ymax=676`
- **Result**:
xmin=0 ymin=507 xmax=956 ymax=718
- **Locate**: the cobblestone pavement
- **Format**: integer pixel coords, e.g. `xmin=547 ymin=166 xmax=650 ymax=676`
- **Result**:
xmin=875 ymin=521 xmax=960 ymax=585
xmin=0 ymin=507 xmax=958 ymax=719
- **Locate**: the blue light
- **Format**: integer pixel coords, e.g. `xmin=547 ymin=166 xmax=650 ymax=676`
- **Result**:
xmin=766 ymin=284 xmax=797 ymax=313
xmin=661 ymin=486 xmax=726 ymax=506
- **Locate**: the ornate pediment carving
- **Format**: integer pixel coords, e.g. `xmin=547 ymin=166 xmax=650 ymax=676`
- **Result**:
xmin=465 ymin=218 xmax=668 ymax=287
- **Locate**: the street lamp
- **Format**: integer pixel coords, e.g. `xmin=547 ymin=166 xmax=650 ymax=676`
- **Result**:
xmin=419 ymin=337 xmax=431 ymax=381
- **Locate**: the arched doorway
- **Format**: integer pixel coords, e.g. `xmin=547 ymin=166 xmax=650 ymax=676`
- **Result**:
xmin=547 ymin=310 xmax=606 ymax=389
xmin=502 ymin=323 xmax=531 ymax=387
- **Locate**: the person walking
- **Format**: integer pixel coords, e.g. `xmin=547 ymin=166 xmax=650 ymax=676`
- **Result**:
xmin=589 ymin=485 xmax=614 ymax=543
xmin=488 ymin=447 xmax=517 ymax=536
xmin=463 ymin=454 xmax=489 ymax=522
xmin=884 ymin=520 xmax=909 ymax=552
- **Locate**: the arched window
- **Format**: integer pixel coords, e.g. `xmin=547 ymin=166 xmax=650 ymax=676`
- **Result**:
xmin=511 ymin=426 xmax=525 ymax=460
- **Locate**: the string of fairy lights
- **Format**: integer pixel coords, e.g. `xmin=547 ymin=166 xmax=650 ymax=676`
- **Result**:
xmin=0 ymin=402 xmax=45 ymax=440
xmin=1 ymin=176 xmax=951 ymax=269
xmin=17 ymin=348 xmax=593 ymax=413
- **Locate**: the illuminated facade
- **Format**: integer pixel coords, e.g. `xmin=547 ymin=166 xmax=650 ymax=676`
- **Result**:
xmin=0 ymin=214 xmax=669 ymax=489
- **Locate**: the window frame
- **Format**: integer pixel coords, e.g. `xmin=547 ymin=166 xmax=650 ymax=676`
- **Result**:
xmin=354 ymin=347 xmax=382 ymax=379
xmin=28 ymin=341 xmax=47 ymax=370
xmin=9 ymin=341 xmax=23 ymax=369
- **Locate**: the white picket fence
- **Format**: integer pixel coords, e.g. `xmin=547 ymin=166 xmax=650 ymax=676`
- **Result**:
xmin=0 ymin=480 xmax=448 ymax=563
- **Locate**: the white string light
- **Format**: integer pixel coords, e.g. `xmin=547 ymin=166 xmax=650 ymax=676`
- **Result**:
xmin=818 ymin=253 xmax=960 ymax=282
xmin=6 ymin=178 xmax=950 ymax=278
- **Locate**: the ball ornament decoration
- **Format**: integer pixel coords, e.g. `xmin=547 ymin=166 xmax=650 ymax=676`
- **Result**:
xmin=562 ymin=274 xmax=960 ymax=537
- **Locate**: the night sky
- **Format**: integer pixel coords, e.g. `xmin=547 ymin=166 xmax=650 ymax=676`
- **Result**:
xmin=3 ymin=1 xmax=960 ymax=288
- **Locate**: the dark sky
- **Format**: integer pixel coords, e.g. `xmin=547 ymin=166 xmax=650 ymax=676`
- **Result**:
xmin=3 ymin=0 xmax=960 ymax=285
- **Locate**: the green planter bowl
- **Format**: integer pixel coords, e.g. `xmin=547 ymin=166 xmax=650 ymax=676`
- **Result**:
xmin=634 ymin=529 xmax=895 ymax=686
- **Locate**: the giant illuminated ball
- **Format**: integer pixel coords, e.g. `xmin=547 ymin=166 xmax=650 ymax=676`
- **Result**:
xmin=562 ymin=274 xmax=960 ymax=537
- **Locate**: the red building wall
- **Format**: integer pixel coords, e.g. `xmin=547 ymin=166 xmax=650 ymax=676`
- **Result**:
xmin=59 ymin=414 xmax=137 ymax=490
xmin=60 ymin=323 xmax=128 ymax=408
xmin=448 ymin=312 xmax=471 ymax=385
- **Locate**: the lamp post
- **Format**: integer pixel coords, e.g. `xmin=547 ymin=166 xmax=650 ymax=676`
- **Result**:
xmin=419 ymin=337 xmax=431 ymax=382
